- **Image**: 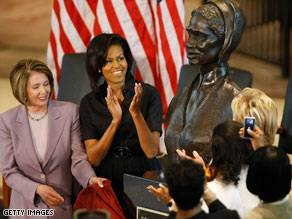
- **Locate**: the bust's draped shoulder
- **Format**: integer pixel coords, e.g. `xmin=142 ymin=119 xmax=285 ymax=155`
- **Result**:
xmin=165 ymin=74 xmax=240 ymax=163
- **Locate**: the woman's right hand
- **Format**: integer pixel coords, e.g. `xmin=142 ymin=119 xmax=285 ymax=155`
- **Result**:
xmin=239 ymin=125 xmax=265 ymax=150
xmin=36 ymin=184 xmax=64 ymax=210
xmin=105 ymin=85 xmax=122 ymax=124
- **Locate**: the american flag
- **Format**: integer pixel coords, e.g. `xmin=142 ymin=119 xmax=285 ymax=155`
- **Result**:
xmin=47 ymin=0 xmax=187 ymax=152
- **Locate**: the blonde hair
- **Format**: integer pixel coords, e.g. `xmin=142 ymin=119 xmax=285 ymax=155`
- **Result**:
xmin=10 ymin=59 xmax=54 ymax=105
xmin=231 ymin=88 xmax=278 ymax=145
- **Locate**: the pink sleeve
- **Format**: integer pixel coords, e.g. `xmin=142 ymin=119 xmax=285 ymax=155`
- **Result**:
xmin=0 ymin=114 xmax=39 ymax=206
xmin=70 ymin=105 xmax=96 ymax=188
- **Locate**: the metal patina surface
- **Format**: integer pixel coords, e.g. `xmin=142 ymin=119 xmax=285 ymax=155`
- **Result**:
xmin=165 ymin=0 xmax=246 ymax=163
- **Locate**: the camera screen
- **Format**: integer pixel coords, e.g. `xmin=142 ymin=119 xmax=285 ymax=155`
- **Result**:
xmin=244 ymin=118 xmax=255 ymax=138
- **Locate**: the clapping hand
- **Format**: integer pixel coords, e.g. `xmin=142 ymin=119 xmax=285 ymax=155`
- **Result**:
xmin=105 ymin=85 xmax=122 ymax=124
xmin=129 ymin=83 xmax=142 ymax=117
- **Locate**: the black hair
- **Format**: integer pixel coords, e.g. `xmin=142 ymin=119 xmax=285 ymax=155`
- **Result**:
xmin=246 ymin=146 xmax=291 ymax=203
xmin=165 ymin=159 xmax=205 ymax=210
xmin=209 ymin=120 xmax=253 ymax=185
xmin=86 ymin=33 xmax=134 ymax=91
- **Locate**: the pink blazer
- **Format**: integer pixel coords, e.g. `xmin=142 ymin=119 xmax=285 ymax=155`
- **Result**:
xmin=0 ymin=101 xmax=96 ymax=219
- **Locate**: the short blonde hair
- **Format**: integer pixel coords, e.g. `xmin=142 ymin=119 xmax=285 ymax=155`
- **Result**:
xmin=10 ymin=59 xmax=54 ymax=106
xmin=231 ymin=88 xmax=278 ymax=145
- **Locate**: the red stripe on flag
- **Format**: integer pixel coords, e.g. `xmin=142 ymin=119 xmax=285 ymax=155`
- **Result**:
xmin=135 ymin=68 xmax=143 ymax=82
xmin=86 ymin=0 xmax=102 ymax=36
xmin=93 ymin=17 xmax=102 ymax=36
xmin=165 ymin=0 xmax=186 ymax=63
xmin=49 ymin=31 xmax=61 ymax=83
xmin=53 ymin=0 xmax=75 ymax=53
xmin=102 ymin=0 xmax=125 ymax=37
xmin=155 ymin=65 xmax=168 ymax=115
xmin=148 ymin=0 xmax=168 ymax=114
xmin=123 ymin=0 xmax=156 ymax=76
xmin=124 ymin=0 xmax=168 ymax=115
xmin=157 ymin=5 xmax=178 ymax=94
xmin=63 ymin=1 xmax=92 ymax=47
xmin=93 ymin=15 xmax=102 ymax=36
xmin=86 ymin=0 xmax=97 ymax=15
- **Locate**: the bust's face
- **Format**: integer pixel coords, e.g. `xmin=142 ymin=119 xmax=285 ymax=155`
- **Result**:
xmin=186 ymin=14 xmax=223 ymax=66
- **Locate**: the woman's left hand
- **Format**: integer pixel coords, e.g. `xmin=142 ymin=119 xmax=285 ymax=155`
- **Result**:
xmin=129 ymin=83 xmax=143 ymax=117
xmin=89 ymin=176 xmax=107 ymax=188
xmin=147 ymin=183 xmax=171 ymax=204
xmin=239 ymin=125 xmax=265 ymax=150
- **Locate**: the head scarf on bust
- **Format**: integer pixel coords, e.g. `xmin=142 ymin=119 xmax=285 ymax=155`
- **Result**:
xmin=207 ymin=0 xmax=246 ymax=63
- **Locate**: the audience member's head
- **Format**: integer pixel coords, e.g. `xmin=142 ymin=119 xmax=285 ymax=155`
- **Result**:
xmin=209 ymin=120 xmax=253 ymax=185
xmin=231 ymin=88 xmax=278 ymax=145
xmin=246 ymin=146 xmax=291 ymax=203
xmin=9 ymin=59 xmax=54 ymax=106
xmin=165 ymin=159 xmax=205 ymax=210
xmin=73 ymin=209 xmax=110 ymax=219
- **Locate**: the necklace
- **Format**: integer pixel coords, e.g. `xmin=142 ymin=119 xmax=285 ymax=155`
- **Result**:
xmin=27 ymin=109 xmax=48 ymax=121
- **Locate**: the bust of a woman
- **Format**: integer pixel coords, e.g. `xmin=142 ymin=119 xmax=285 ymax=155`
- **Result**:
xmin=165 ymin=0 xmax=246 ymax=163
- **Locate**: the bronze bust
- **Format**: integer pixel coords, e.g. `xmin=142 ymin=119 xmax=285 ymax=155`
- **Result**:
xmin=165 ymin=0 xmax=246 ymax=163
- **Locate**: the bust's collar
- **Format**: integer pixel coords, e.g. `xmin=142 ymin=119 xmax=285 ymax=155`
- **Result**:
xmin=200 ymin=66 xmax=226 ymax=86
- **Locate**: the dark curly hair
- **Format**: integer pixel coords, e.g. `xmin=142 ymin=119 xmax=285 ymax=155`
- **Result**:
xmin=208 ymin=120 xmax=253 ymax=185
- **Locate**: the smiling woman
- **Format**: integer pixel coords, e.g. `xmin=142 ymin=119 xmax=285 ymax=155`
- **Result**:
xmin=0 ymin=59 xmax=106 ymax=219
xmin=79 ymin=33 xmax=163 ymax=208
xmin=101 ymin=45 xmax=128 ymax=101
xmin=26 ymin=71 xmax=51 ymax=114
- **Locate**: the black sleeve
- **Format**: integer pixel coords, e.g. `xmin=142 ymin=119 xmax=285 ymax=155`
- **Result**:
xmin=208 ymin=200 xmax=240 ymax=219
xmin=208 ymin=200 xmax=227 ymax=212
xmin=168 ymin=211 xmax=176 ymax=219
xmin=79 ymin=96 xmax=100 ymax=141
xmin=145 ymin=85 xmax=163 ymax=135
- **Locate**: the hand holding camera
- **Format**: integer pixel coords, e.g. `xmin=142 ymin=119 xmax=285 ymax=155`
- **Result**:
xmin=239 ymin=117 xmax=265 ymax=150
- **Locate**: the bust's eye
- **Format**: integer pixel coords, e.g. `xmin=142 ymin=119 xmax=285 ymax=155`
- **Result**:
xmin=195 ymin=32 xmax=206 ymax=41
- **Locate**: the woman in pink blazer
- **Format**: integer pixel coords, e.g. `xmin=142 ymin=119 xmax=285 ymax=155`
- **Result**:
xmin=0 ymin=59 xmax=105 ymax=219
